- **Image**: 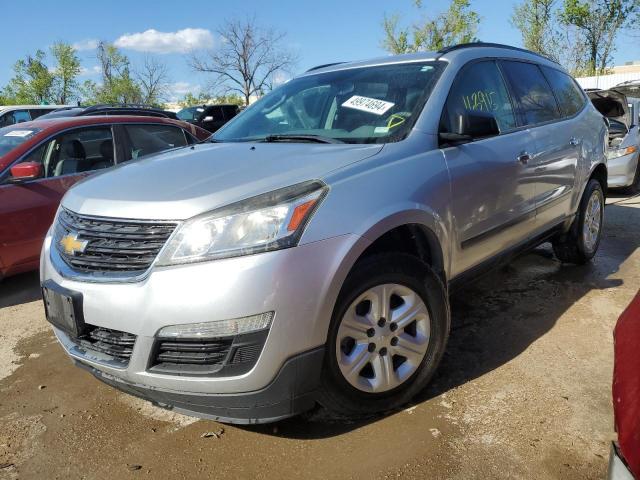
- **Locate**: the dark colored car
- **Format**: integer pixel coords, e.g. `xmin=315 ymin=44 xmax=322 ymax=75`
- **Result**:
xmin=176 ymin=104 xmax=240 ymax=132
xmin=0 ymin=115 xmax=210 ymax=279
xmin=609 ymin=291 xmax=640 ymax=479
xmin=39 ymin=104 xmax=179 ymax=120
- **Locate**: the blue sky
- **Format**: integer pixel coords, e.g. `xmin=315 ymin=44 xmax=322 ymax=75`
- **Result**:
xmin=2 ymin=0 xmax=638 ymax=101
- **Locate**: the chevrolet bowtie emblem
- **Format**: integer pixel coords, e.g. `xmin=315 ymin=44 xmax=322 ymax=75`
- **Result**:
xmin=60 ymin=232 xmax=88 ymax=256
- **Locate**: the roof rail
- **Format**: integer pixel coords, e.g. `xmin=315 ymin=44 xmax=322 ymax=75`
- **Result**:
xmin=83 ymin=103 xmax=163 ymax=112
xmin=306 ymin=62 xmax=346 ymax=73
xmin=436 ymin=42 xmax=558 ymax=65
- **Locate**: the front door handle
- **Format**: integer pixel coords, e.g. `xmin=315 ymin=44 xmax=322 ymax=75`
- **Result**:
xmin=517 ymin=152 xmax=531 ymax=165
xmin=569 ymin=137 xmax=580 ymax=147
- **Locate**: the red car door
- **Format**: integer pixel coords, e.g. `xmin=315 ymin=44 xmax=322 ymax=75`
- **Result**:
xmin=0 ymin=125 xmax=117 ymax=277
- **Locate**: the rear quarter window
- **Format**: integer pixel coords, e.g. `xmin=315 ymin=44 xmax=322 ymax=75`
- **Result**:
xmin=541 ymin=66 xmax=586 ymax=118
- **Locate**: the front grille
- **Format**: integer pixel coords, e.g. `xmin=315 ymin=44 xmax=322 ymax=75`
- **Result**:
xmin=73 ymin=325 xmax=137 ymax=367
xmin=149 ymin=330 xmax=268 ymax=376
xmin=55 ymin=208 xmax=177 ymax=275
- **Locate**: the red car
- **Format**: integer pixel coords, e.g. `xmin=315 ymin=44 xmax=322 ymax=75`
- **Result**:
xmin=0 ymin=115 xmax=210 ymax=279
xmin=609 ymin=291 xmax=640 ymax=479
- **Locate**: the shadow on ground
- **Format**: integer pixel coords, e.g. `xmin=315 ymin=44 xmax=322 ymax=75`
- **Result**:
xmin=245 ymin=202 xmax=639 ymax=439
xmin=0 ymin=270 xmax=41 ymax=308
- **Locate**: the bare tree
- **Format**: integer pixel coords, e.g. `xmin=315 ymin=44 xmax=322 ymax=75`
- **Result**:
xmin=136 ymin=55 xmax=170 ymax=105
xmin=190 ymin=18 xmax=297 ymax=105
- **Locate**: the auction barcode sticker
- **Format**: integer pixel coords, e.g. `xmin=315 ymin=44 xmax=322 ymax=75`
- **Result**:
xmin=4 ymin=130 xmax=34 ymax=137
xmin=341 ymin=96 xmax=395 ymax=115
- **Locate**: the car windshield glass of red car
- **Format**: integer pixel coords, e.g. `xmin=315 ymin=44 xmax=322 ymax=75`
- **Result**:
xmin=0 ymin=126 xmax=41 ymax=157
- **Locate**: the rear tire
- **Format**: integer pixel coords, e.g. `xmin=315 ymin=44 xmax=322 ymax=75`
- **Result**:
xmin=317 ymin=253 xmax=450 ymax=418
xmin=552 ymin=179 xmax=604 ymax=264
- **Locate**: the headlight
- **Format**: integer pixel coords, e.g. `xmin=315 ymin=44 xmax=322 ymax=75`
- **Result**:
xmin=156 ymin=180 xmax=327 ymax=266
xmin=607 ymin=145 xmax=638 ymax=159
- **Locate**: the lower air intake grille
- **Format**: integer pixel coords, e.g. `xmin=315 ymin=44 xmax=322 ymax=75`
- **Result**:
xmin=149 ymin=330 xmax=268 ymax=377
xmin=73 ymin=325 xmax=137 ymax=367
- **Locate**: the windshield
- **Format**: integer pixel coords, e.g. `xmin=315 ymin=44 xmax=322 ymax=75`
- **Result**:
xmin=0 ymin=126 xmax=41 ymax=157
xmin=177 ymin=107 xmax=205 ymax=122
xmin=213 ymin=61 xmax=444 ymax=144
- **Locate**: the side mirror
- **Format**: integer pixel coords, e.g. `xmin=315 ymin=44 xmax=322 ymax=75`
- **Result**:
xmin=202 ymin=116 xmax=214 ymax=122
xmin=440 ymin=112 xmax=500 ymax=145
xmin=9 ymin=162 xmax=43 ymax=183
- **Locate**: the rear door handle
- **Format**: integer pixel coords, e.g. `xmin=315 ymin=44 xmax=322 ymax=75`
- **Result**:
xmin=517 ymin=152 xmax=531 ymax=165
xmin=569 ymin=137 xmax=580 ymax=147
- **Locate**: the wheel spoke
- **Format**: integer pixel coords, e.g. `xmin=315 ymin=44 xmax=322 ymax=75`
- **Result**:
xmin=340 ymin=314 xmax=373 ymax=340
xmin=371 ymin=354 xmax=394 ymax=389
xmin=371 ymin=285 xmax=391 ymax=320
xmin=342 ymin=344 xmax=373 ymax=381
xmin=391 ymin=299 xmax=425 ymax=329
xmin=393 ymin=333 xmax=428 ymax=365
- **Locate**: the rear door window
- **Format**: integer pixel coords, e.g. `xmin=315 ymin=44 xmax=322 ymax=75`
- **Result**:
xmin=441 ymin=60 xmax=517 ymax=134
xmin=541 ymin=67 xmax=586 ymax=118
xmin=122 ymin=124 xmax=188 ymax=161
xmin=500 ymin=61 xmax=560 ymax=126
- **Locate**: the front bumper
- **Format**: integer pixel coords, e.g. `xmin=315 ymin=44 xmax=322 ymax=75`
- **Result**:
xmin=608 ymin=151 xmax=639 ymax=188
xmin=608 ymin=443 xmax=635 ymax=480
xmin=75 ymin=347 xmax=325 ymax=424
xmin=42 ymin=229 xmax=363 ymax=419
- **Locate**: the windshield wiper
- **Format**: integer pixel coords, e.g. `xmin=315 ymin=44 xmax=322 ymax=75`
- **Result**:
xmin=262 ymin=134 xmax=344 ymax=144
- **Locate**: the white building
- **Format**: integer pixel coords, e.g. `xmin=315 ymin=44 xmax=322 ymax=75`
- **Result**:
xmin=576 ymin=61 xmax=640 ymax=90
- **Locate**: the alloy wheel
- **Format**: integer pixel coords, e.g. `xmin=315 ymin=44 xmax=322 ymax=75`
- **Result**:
xmin=583 ymin=190 xmax=603 ymax=253
xmin=336 ymin=283 xmax=430 ymax=393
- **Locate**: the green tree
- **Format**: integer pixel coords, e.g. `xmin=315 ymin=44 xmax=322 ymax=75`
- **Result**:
xmin=2 ymin=50 xmax=54 ymax=104
xmin=88 ymin=42 xmax=142 ymax=104
xmin=511 ymin=0 xmax=590 ymax=75
xmin=179 ymin=92 xmax=244 ymax=107
xmin=382 ymin=0 xmax=480 ymax=54
xmin=50 ymin=42 xmax=81 ymax=104
xmin=512 ymin=0 xmax=559 ymax=57
xmin=560 ymin=0 xmax=640 ymax=75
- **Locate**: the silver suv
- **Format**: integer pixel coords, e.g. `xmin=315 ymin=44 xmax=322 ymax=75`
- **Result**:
xmin=41 ymin=43 xmax=607 ymax=424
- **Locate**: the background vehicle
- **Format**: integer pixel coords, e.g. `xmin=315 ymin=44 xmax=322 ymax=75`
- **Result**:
xmin=41 ymin=44 xmax=607 ymax=424
xmin=39 ymin=104 xmax=179 ymax=120
xmin=176 ymin=104 xmax=240 ymax=132
xmin=0 ymin=116 xmax=209 ymax=279
xmin=587 ymin=89 xmax=640 ymax=192
xmin=0 ymin=105 xmax=68 ymax=127
xmin=609 ymin=291 xmax=640 ymax=479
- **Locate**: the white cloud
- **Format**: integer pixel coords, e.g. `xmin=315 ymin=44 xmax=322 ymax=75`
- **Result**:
xmin=167 ymin=82 xmax=201 ymax=101
xmin=114 ymin=28 xmax=213 ymax=54
xmin=79 ymin=65 xmax=101 ymax=77
xmin=72 ymin=39 xmax=99 ymax=51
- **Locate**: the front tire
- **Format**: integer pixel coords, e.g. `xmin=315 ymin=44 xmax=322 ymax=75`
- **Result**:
xmin=317 ymin=253 xmax=450 ymax=417
xmin=552 ymin=179 xmax=604 ymax=264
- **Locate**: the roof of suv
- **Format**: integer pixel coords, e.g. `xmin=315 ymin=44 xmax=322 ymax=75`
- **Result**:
xmin=303 ymin=42 xmax=562 ymax=76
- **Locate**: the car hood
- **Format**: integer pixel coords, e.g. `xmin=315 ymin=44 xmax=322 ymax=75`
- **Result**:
xmin=63 ymin=142 xmax=383 ymax=220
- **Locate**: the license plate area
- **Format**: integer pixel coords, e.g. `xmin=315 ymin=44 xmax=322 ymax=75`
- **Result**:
xmin=42 ymin=281 xmax=86 ymax=338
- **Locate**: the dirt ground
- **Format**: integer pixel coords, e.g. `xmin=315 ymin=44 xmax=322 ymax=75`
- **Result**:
xmin=1 ymin=193 xmax=638 ymax=480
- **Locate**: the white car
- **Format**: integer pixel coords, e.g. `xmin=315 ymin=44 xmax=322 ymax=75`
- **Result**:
xmin=0 ymin=105 xmax=68 ymax=128
xmin=587 ymin=89 xmax=640 ymax=192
